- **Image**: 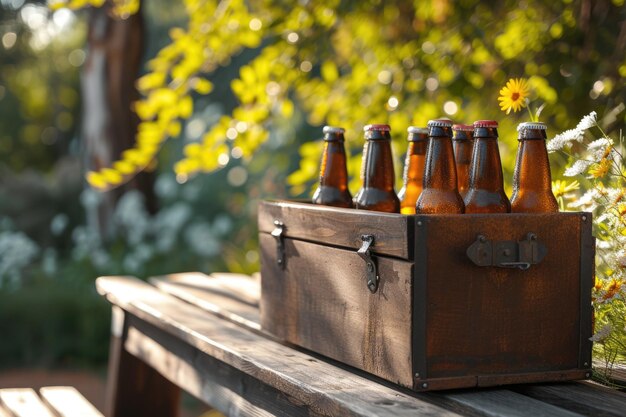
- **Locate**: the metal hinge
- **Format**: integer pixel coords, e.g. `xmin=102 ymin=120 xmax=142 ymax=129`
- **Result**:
xmin=357 ymin=235 xmax=379 ymax=293
xmin=466 ymin=232 xmax=547 ymax=270
xmin=271 ymin=220 xmax=285 ymax=269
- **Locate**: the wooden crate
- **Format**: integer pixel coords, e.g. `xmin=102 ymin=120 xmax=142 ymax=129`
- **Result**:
xmin=258 ymin=200 xmax=594 ymax=391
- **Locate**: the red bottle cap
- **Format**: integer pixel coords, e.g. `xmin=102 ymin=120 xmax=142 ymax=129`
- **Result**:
xmin=452 ymin=124 xmax=474 ymax=131
xmin=364 ymin=124 xmax=391 ymax=132
xmin=473 ymin=120 xmax=499 ymax=128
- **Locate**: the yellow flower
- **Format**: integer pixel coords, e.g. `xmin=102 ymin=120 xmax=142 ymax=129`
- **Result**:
xmin=589 ymin=158 xmax=611 ymax=178
xmin=498 ymin=78 xmax=530 ymax=114
xmin=552 ymin=179 xmax=580 ymax=199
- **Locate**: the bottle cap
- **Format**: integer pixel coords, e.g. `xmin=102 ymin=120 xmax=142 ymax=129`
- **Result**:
xmin=407 ymin=126 xmax=429 ymax=134
xmin=364 ymin=124 xmax=391 ymax=132
xmin=427 ymin=119 xmax=453 ymax=128
xmin=452 ymin=124 xmax=474 ymax=132
xmin=517 ymin=122 xmax=547 ymax=131
xmin=323 ymin=126 xmax=345 ymax=134
xmin=473 ymin=120 xmax=499 ymax=128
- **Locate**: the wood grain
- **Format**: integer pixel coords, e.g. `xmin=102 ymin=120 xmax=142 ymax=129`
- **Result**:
xmin=420 ymin=213 xmax=588 ymax=380
xmin=39 ymin=386 xmax=104 ymax=417
xmin=258 ymin=200 xmax=413 ymax=259
xmin=512 ymin=381 xmax=626 ymax=417
xmin=0 ymin=389 xmax=55 ymax=417
xmin=105 ymin=305 xmax=180 ymax=417
xmin=97 ymin=276 xmax=459 ymax=417
xmin=261 ymin=235 xmax=414 ymax=388
xmin=150 ymin=272 xmax=261 ymax=332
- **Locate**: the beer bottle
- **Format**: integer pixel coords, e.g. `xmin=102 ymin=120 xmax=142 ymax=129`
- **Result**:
xmin=398 ymin=126 xmax=428 ymax=214
xmin=415 ymin=119 xmax=465 ymax=214
xmin=353 ymin=124 xmax=400 ymax=213
xmin=452 ymin=124 xmax=474 ymax=199
xmin=312 ymin=126 xmax=353 ymax=208
xmin=464 ymin=120 xmax=511 ymax=213
xmin=511 ymin=122 xmax=559 ymax=212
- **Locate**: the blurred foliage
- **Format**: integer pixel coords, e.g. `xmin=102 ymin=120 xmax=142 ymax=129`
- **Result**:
xmin=51 ymin=0 xmax=626 ymax=197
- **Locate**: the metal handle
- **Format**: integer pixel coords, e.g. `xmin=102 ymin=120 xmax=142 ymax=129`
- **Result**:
xmin=271 ymin=220 xmax=285 ymax=269
xmin=357 ymin=235 xmax=379 ymax=293
xmin=466 ymin=232 xmax=546 ymax=270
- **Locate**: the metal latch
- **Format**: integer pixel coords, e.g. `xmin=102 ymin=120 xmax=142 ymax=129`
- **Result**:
xmin=466 ymin=233 xmax=547 ymax=270
xmin=357 ymin=235 xmax=379 ymax=293
xmin=271 ymin=220 xmax=285 ymax=269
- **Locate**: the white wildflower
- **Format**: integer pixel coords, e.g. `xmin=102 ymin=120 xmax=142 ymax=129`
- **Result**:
xmin=568 ymin=189 xmax=599 ymax=210
xmin=587 ymin=137 xmax=612 ymax=150
xmin=589 ymin=323 xmax=612 ymax=342
xmin=547 ymin=129 xmax=583 ymax=151
xmin=576 ymin=111 xmax=597 ymax=131
xmin=153 ymin=202 xmax=192 ymax=252
xmin=50 ymin=213 xmax=69 ymax=236
xmin=564 ymin=159 xmax=592 ymax=177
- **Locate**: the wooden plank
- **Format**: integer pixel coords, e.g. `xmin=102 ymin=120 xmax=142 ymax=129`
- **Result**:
xmin=260 ymin=235 xmax=414 ymax=388
xmin=0 ymin=388 xmax=55 ymax=417
xmin=96 ymin=275 xmax=460 ymax=417
xmin=258 ymin=200 xmax=412 ymax=259
xmin=39 ymin=386 xmax=104 ymax=417
xmin=105 ymin=305 xmax=180 ymax=417
xmin=425 ymin=389 xmax=584 ymax=417
xmin=150 ymin=272 xmax=261 ymax=332
xmin=421 ymin=213 xmax=586 ymax=380
xmin=512 ymin=381 xmax=626 ymax=417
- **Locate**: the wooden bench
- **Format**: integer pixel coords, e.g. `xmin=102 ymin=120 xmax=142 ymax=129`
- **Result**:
xmin=97 ymin=272 xmax=626 ymax=417
xmin=0 ymin=386 xmax=103 ymax=417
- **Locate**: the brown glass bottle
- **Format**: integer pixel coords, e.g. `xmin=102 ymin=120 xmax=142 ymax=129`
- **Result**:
xmin=398 ymin=126 xmax=428 ymax=214
xmin=511 ymin=122 xmax=559 ymax=212
xmin=312 ymin=126 xmax=353 ymax=208
xmin=463 ymin=120 xmax=511 ymax=213
xmin=415 ymin=119 xmax=465 ymax=214
xmin=452 ymin=124 xmax=474 ymax=199
xmin=353 ymin=124 xmax=400 ymax=213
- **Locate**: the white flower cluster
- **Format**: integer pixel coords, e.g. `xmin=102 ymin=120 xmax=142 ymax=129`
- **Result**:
xmin=0 ymin=230 xmax=39 ymax=288
xmin=547 ymin=111 xmax=597 ymax=152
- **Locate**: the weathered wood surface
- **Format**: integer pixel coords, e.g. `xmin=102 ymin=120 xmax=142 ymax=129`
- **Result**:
xmin=150 ymin=272 xmax=261 ymax=332
xmin=39 ymin=386 xmax=104 ymax=417
xmin=260 ymin=235 xmax=415 ymax=387
xmin=97 ymin=275 xmax=459 ymax=417
xmin=99 ymin=273 xmax=626 ymax=417
xmin=0 ymin=389 xmax=56 ymax=417
xmin=420 ymin=213 xmax=590 ymax=380
xmin=258 ymin=200 xmax=413 ymax=259
xmin=106 ymin=304 xmax=181 ymax=417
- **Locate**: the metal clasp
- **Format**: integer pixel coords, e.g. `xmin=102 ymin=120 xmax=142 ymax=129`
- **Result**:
xmin=358 ymin=235 xmax=379 ymax=293
xmin=466 ymin=232 xmax=546 ymax=270
xmin=271 ymin=220 xmax=285 ymax=269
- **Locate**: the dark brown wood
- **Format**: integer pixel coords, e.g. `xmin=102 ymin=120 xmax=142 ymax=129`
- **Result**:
xmin=258 ymin=200 xmax=412 ymax=259
xmin=106 ymin=306 xmax=180 ymax=417
xmin=96 ymin=276 xmax=461 ymax=417
xmin=259 ymin=200 xmax=594 ymax=391
xmin=261 ymin=234 xmax=414 ymax=387
xmin=421 ymin=213 xmax=588 ymax=383
xmin=512 ymin=381 xmax=626 ymax=417
xmin=39 ymin=386 xmax=104 ymax=417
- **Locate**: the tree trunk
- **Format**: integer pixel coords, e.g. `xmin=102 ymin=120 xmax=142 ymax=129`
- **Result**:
xmin=81 ymin=0 xmax=156 ymax=240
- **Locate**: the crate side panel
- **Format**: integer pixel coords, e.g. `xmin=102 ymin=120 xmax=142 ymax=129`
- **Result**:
xmin=260 ymin=233 xmax=414 ymax=388
xmin=258 ymin=200 xmax=412 ymax=259
xmin=423 ymin=213 xmax=583 ymax=378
